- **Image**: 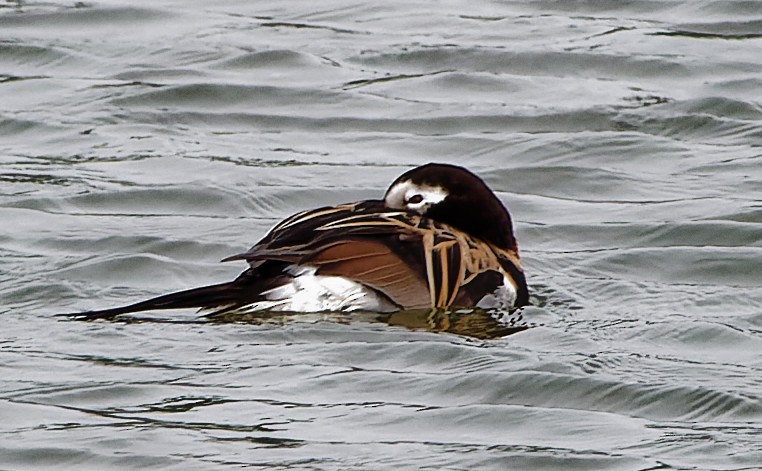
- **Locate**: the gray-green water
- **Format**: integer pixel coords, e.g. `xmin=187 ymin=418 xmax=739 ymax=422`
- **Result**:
xmin=2 ymin=1 xmax=762 ymax=469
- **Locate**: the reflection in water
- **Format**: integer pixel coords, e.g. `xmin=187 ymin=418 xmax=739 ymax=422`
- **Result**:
xmin=207 ymin=308 xmax=528 ymax=339
xmin=381 ymin=308 xmax=528 ymax=339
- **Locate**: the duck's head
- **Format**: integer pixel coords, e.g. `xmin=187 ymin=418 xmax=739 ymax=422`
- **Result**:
xmin=384 ymin=163 xmax=518 ymax=251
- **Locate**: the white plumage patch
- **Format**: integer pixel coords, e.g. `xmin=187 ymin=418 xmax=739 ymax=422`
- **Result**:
xmin=384 ymin=180 xmax=448 ymax=215
xmin=475 ymin=275 xmax=518 ymax=309
xmin=240 ymin=266 xmax=398 ymax=313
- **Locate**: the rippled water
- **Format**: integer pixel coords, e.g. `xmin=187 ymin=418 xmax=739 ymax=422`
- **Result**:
xmin=2 ymin=0 xmax=762 ymax=469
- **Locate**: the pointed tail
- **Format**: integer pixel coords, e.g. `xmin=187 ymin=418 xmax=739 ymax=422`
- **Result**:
xmin=58 ymin=281 xmax=244 ymax=321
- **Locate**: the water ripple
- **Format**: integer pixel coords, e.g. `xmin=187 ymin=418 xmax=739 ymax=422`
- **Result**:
xmin=2 ymin=0 xmax=760 ymax=469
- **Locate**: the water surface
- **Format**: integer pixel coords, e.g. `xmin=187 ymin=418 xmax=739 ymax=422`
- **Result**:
xmin=2 ymin=0 xmax=761 ymax=469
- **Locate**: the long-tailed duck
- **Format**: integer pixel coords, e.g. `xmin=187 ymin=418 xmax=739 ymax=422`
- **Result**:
xmin=66 ymin=163 xmax=529 ymax=320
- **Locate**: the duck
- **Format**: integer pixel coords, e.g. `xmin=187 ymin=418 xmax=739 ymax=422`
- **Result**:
xmin=66 ymin=163 xmax=529 ymax=320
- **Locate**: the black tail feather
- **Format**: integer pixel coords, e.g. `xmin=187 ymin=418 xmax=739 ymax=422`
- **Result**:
xmin=58 ymin=281 xmax=243 ymax=321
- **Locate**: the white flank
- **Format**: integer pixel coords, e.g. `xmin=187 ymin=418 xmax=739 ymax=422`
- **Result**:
xmin=241 ymin=266 xmax=398 ymax=313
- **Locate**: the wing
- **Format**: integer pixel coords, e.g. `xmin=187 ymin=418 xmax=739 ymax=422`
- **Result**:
xmin=309 ymin=239 xmax=431 ymax=309
xmin=224 ymin=201 xmax=434 ymax=309
xmin=222 ymin=200 xmax=527 ymax=310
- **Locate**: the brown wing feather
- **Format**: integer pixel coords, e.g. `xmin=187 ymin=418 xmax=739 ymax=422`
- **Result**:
xmin=222 ymin=202 xmax=527 ymax=310
xmin=309 ymin=239 xmax=431 ymax=310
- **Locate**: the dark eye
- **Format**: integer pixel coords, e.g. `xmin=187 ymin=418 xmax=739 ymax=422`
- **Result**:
xmin=407 ymin=194 xmax=424 ymax=204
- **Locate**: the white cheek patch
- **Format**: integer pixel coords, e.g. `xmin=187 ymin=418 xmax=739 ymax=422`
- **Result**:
xmin=384 ymin=181 xmax=411 ymax=209
xmin=384 ymin=180 xmax=448 ymax=213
